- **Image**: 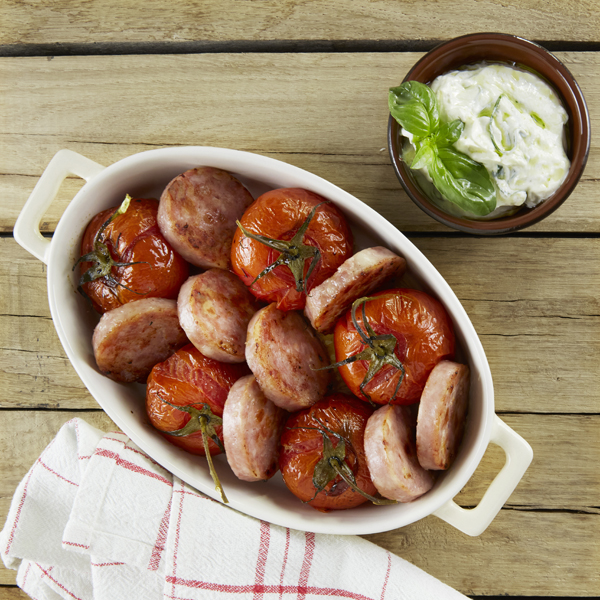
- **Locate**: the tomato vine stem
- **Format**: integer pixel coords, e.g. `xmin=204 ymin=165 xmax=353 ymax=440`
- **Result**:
xmin=315 ymin=295 xmax=406 ymax=403
xmin=73 ymin=194 xmax=149 ymax=296
xmin=290 ymin=421 xmax=396 ymax=506
xmin=158 ymin=397 xmax=228 ymax=504
xmin=235 ymin=201 xmax=328 ymax=294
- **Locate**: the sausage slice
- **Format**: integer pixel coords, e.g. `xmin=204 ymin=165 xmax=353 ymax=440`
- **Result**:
xmin=245 ymin=304 xmax=330 ymax=411
xmin=157 ymin=167 xmax=254 ymax=269
xmin=364 ymin=405 xmax=435 ymax=502
xmin=178 ymin=269 xmax=259 ymax=363
xmin=92 ymin=298 xmax=188 ymax=383
xmin=223 ymin=375 xmax=286 ymax=481
xmin=416 ymin=361 xmax=470 ymax=470
xmin=304 ymin=247 xmax=406 ymax=333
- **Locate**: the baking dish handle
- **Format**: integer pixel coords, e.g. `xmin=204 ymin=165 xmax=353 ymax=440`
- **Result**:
xmin=433 ymin=415 xmax=533 ymax=536
xmin=14 ymin=149 xmax=105 ymax=264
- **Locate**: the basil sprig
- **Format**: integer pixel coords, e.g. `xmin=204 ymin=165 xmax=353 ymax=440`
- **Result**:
xmin=389 ymin=81 xmax=497 ymax=216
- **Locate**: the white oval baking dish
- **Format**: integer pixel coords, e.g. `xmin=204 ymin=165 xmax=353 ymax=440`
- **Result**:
xmin=14 ymin=147 xmax=533 ymax=536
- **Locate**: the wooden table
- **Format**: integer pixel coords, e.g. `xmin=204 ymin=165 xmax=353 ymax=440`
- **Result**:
xmin=1 ymin=2 xmax=598 ymax=599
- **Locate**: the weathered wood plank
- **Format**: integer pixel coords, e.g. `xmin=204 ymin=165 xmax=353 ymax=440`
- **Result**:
xmin=456 ymin=414 xmax=600 ymax=512
xmin=2 ymin=237 xmax=597 ymax=412
xmin=0 ymin=0 xmax=598 ymax=45
xmin=1 ymin=52 xmax=598 ymax=233
xmin=0 ymin=588 xmax=29 ymax=600
xmin=362 ymin=511 xmax=600 ymax=596
xmin=0 ymin=237 xmax=91 ymax=407
xmin=0 ymin=412 xmax=597 ymax=594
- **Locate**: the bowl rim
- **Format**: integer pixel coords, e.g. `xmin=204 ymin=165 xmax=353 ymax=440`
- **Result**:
xmin=387 ymin=32 xmax=591 ymax=235
xmin=45 ymin=146 xmax=496 ymax=534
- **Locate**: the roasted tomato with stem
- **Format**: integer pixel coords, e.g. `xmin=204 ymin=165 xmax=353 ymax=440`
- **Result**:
xmin=231 ymin=188 xmax=353 ymax=311
xmin=74 ymin=195 xmax=189 ymax=314
xmin=279 ymin=394 xmax=395 ymax=511
xmin=146 ymin=344 xmax=249 ymax=503
xmin=331 ymin=289 xmax=455 ymax=405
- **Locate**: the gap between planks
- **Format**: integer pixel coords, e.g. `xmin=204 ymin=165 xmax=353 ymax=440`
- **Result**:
xmin=2 ymin=40 xmax=600 ymax=58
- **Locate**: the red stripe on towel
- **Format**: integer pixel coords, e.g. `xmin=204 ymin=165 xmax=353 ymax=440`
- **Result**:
xmin=279 ymin=528 xmax=291 ymax=600
xmin=37 ymin=564 xmax=83 ymax=600
xmin=102 ymin=436 xmax=166 ymax=468
xmin=296 ymin=531 xmax=315 ymax=600
xmin=169 ymin=480 xmax=185 ymax=598
xmin=253 ymin=521 xmax=271 ymax=600
xmin=165 ymin=577 xmax=376 ymax=599
xmin=38 ymin=460 xmax=78 ymax=486
xmin=95 ymin=448 xmax=173 ymax=486
xmin=380 ymin=552 xmax=392 ymax=600
xmin=63 ymin=540 xmax=90 ymax=550
xmin=148 ymin=497 xmax=172 ymax=571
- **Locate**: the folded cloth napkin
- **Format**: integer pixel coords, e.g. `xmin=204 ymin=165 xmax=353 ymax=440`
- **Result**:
xmin=1 ymin=418 xmax=468 ymax=600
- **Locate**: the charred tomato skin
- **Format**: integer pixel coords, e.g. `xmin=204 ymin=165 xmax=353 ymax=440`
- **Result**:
xmin=279 ymin=393 xmax=376 ymax=511
xmin=334 ymin=288 xmax=455 ymax=405
xmin=231 ymin=188 xmax=353 ymax=311
xmin=79 ymin=198 xmax=189 ymax=314
xmin=146 ymin=344 xmax=249 ymax=455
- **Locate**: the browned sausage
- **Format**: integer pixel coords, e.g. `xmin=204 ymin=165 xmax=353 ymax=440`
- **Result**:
xmin=177 ymin=269 xmax=259 ymax=363
xmin=416 ymin=360 xmax=470 ymax=470
xmin=364 ymin=404 xmax=435 ymax=502
xmin=157 ymin=167 xmax=253 ymax=269
xmin=304 ymin=247 xmax=406 ymax=333
xmin=245 ymin=304 xmax=330 ymax=411
xmin=223 ymin=374 xmax=286 ymax=481
xmin=92 ymin=298 xmax=188 ymax=383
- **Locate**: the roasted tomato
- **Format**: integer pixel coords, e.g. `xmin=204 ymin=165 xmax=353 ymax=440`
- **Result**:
xmin=333 ymin=289 xmax=455 ymax=405
xmin=146 ymin=344 xmax=249 ymax=503
xmin=146 ymin=344 xmax=248 ymax=456
xmin=279 ymin=394 xmax=392 ymax=511
xmin=76 ymin=195 xmax=189 ymax=314
xmin=231 ymin=188 xmax=353 ymax=311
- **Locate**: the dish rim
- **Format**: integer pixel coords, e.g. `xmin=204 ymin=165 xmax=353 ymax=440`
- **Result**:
xmin=44 ymin=146 xmax=496 ymax=534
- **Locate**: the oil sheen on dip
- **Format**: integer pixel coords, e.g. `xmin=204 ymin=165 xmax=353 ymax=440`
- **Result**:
xmin=420 ymin=63 xmax=570 ymax=217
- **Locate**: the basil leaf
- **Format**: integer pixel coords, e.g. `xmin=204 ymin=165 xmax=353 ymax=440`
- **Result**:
xmin=427 ymin=148 xmax=497 ymax=216
xmin=436 ymin=119 xmax=464 ymax=147
xmin=390 ymin=80 xmax=497 ymax=217
xmin=389 ymin=81 xmax=440 ymax=141
xmin=411 ymin=140 xmax=436 ymax=170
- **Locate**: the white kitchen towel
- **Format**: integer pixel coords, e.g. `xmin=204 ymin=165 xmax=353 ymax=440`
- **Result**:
xmin=1 ymin=418 xmax=468 ymax=600
xmin=163 ymin=477 xmax=465 ymax=600
xmin=0 ymin=419 xmax=103 ymax=600
xmin=62 ymin=430 xmax=173 ymax=600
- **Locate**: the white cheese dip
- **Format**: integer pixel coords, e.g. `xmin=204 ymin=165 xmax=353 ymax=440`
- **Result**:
xmin=427 ymin=63 xmax=570 ymax=215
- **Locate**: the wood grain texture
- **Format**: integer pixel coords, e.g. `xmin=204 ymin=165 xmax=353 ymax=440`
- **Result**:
xmin=362 ymin=511 xmax=600 ymax=596
xmin=0 ymin=0 xmax=598 ymax=45
xmin=456 ymin=414 xmax=600 ymax=512
xmin=0 ymin=411 xmax=597 ymax=594
xmin=0 ymin=588 xmax=29 ymax=599
xmin=1 ymin=237 xmax=597 ymax=412
xmin=0 ymin=52 xmax=598 ymax=233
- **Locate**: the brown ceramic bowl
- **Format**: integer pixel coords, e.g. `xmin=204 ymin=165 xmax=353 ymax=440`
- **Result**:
xmin=388 ymin=33 xmax=591 ymax=234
